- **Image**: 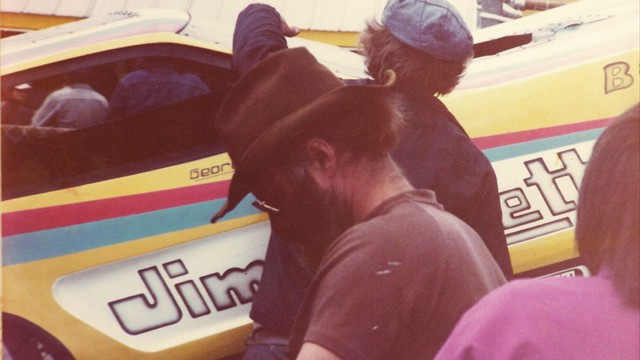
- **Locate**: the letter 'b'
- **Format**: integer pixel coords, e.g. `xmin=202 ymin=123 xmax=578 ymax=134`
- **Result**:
xmin=604 ymin=62 xmax=634 ymax=94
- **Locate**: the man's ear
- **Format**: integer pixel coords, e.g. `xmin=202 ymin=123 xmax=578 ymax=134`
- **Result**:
xmin=305 ymin=138 xmax=337 ymax=188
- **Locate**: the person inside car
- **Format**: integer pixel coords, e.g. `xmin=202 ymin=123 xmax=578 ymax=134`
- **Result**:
xmin=108 ymin=57 xmax=209 ymax=118
xmin=1 ymin=83 xmax=35 ymax=126
xmin=210 ymin=45 xmax=505 ymax=359
xmin=31 ymin=69 xmax=109 ymax=129
xmin=434 ymin=104 xmax=640 ymax=360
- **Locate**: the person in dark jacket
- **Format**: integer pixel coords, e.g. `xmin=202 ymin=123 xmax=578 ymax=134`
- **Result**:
xmin=227 ymin=2 xmax=512 ymax=358
xmin=359 ymin=0 xmax=511 ymax=278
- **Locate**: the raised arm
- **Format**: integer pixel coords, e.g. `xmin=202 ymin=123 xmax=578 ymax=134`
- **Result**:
xmin=232 ymin=4 xmax=299 ymax=75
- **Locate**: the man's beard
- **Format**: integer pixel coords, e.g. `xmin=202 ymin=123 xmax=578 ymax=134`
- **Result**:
xmin=273 ymin=172 xmax=354 ymax=268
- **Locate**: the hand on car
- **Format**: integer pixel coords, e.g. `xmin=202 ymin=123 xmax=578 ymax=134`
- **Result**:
xmin=281 ymin=15 xmax=300 ymax=37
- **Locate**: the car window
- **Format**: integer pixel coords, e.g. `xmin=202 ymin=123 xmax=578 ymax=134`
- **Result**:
xmin=2 ymin=50 xmax=235 ymax=200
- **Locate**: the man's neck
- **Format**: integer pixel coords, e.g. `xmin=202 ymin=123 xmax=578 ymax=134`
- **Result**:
xmin=343 ymin=157 xmax=413 ymax=222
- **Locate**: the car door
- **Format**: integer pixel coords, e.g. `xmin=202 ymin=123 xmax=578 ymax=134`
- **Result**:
xmin=2 ymin=38 xmax=272 ymax=359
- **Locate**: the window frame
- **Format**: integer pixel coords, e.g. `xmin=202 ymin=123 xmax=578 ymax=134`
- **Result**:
xmin=2 ymin=43 xmax=235 ymax=200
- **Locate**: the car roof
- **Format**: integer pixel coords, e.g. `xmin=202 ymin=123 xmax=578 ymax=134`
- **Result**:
xmin=0 ymin=8 xmax=368 ymax=79
xmin=1 ymin=10 xmax=189 ymax=69
xmin=458 ymin=0 xmax=639 ymax=90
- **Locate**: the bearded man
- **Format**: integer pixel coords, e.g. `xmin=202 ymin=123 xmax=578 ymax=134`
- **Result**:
xmin=211 ymin=46 xmax=505 ymax=359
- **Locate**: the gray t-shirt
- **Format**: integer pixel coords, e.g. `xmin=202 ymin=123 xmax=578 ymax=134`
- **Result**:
xmin=288 ymin=189 xmax=506 ymax=359
xmin=32 ymin=83 xmax=108 ymax=129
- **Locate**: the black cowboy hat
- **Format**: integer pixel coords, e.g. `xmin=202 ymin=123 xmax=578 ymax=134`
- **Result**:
xmin=211 ymin=47 xmax=396 ymax=222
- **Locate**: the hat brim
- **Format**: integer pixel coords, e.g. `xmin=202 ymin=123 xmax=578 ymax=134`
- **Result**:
xmin=212 ymin=81 xmax=394 ymax=223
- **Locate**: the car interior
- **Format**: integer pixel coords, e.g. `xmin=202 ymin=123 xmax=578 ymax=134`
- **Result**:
xmin=2 ymin=50 xmax=236 ymax=200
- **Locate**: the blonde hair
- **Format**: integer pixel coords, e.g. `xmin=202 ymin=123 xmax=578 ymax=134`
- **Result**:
xmin=359 ymin=20 xmax=471 ymax=96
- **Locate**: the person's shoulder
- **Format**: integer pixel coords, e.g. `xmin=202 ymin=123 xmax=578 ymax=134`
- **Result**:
xmin=323 ymin=204 xmax=441 ymax=277
xmin=337 ymin=194 xmax=445 ymax=250
xmin=401 ymin=94 xmax=448 ymax=119
xmin=452 ymin=279 xmax=537 ymax=325
xmin=333 ymin=210 xmax=414 ymax=250
xmin=405 ymin=96 xmax=463 ymax=130
xmin=180 ymin=73 xmax=209 ymax=88
xmin=44 ymin=87 xmax=71 ymax=100
xmin=94 ymin=91 xmax=109 ymax=105
xmin=119 ymin=69 xmax=150 ymax=83
xmin=399 ymin=97 xmax=473 ymax=145
xmin=433 ymin=279 xmax=545 ymax=359
xmin=491 ymin=276 xmax=572 ymax=294
xmin=369 ymin=192 xmax=443 ymax=224
xmin=471 ymin=276 xmax=583 ymax=314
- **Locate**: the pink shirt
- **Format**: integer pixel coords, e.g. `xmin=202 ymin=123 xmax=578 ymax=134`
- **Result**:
xmin=435 ymin=273 xmax=639 ymax=359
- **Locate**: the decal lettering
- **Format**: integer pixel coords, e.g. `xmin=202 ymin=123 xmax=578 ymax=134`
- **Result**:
xmin=501 ymin=188 xmax=543 ymax=229
xmin=109 ymin=260 xmax=263 ymax=335
xmin=541 ymin=265 xmax=591 ymax=278
xmin=164 ymin=260 xmax=211 ymax=318
xmin=499 ymin=148 xmax=588 ymax=244
xmin=108 ymin=266 xmax=182 ymax=335
xmin=523 ymin=149 xmax=585 ymax=216
xmin=190 ymin=162 xmax=233 ymax=181
xmin=201 ymin=261 xmax=262 ymax=311
xmin=604 ymin=61 xmax=634 ymax=94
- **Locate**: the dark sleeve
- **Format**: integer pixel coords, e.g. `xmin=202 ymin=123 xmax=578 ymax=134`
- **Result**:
xmin=232 ymin=4 xmax=288 ymax=75
xmin=391 ymin=112 xmax=512 ymax=278
xmin=249 ymin=232 xmax=314 ymax=334
xmin=418 ymin=134 xmax=512 ymax=278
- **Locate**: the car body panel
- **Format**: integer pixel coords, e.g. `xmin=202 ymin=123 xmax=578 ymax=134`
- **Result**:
xmin=1 ymin=11 xmax=365 ymax=354
xmin=1 ymin=10 xmax=191 ymax=72
xmin=2 ymin=0 xmax=639 ymax=358
xmin=445 ymin=0 xmax=638 ymax=273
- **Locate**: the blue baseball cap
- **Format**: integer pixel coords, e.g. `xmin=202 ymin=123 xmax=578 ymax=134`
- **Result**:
xmin=382 ymin=0 xmax=473 ymax=62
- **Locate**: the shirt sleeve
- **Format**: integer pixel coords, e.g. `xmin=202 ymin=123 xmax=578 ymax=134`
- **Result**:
xmin=31 ymin=93 xmax=60 ymax=127
xmin=232 ymin=4 xmax=289 ymax=75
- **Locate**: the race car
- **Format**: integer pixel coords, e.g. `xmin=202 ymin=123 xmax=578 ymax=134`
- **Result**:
xmin=1 ymin=0 xmax=638 ymax=358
